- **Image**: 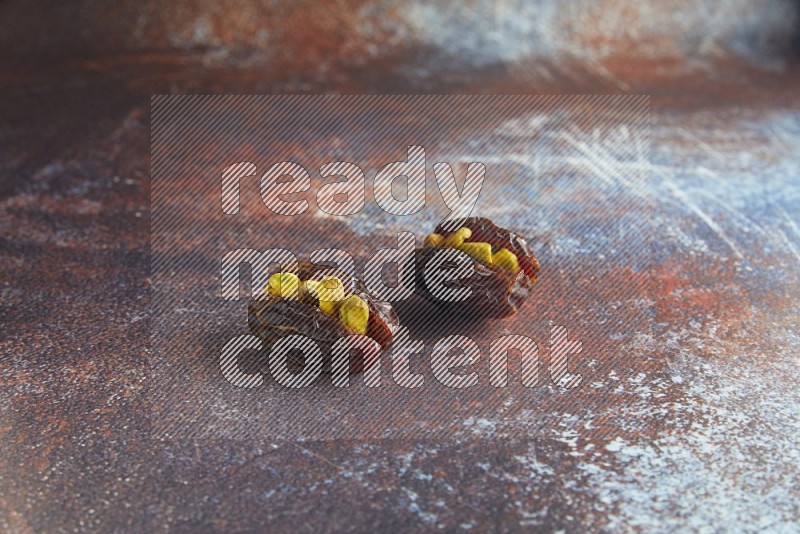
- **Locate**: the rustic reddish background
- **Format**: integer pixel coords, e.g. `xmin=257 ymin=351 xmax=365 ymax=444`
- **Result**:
xmin=1 ymin=1 xmax=799 ymax=531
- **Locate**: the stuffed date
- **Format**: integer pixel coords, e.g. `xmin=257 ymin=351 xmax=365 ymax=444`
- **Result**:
xmin=413 ymin=217 xmax=540 ymax=318
xmin=248 ymin=261 xmax=399 ymax=374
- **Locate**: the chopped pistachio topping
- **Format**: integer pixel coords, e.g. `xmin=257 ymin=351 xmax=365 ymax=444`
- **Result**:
xmin=267 ymin=272 xmax=301 ymax=299
xmin=456 ymin=242 xmax=493 ymax=265
xmin=436 ymin=226 xmax=522 ymax=275
xmin=313 ymin=276 xmax=346 ymax=316
xmin=423 ymin=233 xmax=444 ymax=248
xmin=443 ymin=227 xmax=472 ymax=248
xmin=267 ymin=272 xmax=375 ymax=337
xmin=267 ymin=273 xmax=300 ymax=300
xmin=339 ymin=294 xmax=370 ymax=335
xmin=492 ymin=247 xmax=520 ymax=274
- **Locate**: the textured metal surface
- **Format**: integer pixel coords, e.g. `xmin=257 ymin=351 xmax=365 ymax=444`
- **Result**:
xmin=147 ymin=94 xmax=651 ymax=444
xmin=2 ymin=1 xmax=800 ymax=532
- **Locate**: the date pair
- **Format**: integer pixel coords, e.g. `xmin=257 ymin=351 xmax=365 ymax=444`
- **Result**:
xmin=249 ymin=217 xmax=540 ymax=374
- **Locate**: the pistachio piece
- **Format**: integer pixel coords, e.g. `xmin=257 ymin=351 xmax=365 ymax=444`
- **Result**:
xmin=456 ymin=241 xmax=493 ymax=265
xmin=249 ymin=260 xmax=400 ymax=376
xmin=412 ymin=217 xmax=540 ymax=318
xmin=443 ymin=227 xmax=472 ymax=248
xmin=423 ymin=233 xmax=444 ymax=248
xmin=314 ymin=276 xmax=346 ymax=316
xmin=339 ymin=294 xmax=370 ymax=335
xmin=492 ymin=247 xmax=521 ymax=274
xmin=267 ymin=272 xmax=301 ymax=299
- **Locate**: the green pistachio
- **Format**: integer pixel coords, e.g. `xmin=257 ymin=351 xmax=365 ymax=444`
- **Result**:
xmin=492 ymin=247 xmax=521 ymax=274
xmin=456 ymin=241 xmax=493 ymax=265
xmin=443 ymin=227 xmax=473 ymax=248
xmin=267 ymin=272 xmax=301 ymax=299
xmin=311 ymin=276 xmax=345 ymax=316
xmin=339 ymin=294 xmax=370 ymax=335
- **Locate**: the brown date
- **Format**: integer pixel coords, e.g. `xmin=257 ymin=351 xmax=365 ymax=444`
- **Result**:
xmin=248 ymin=261 xmax=399 ymax=374
xmin=413 ymin=217 xmax=541 ymax=318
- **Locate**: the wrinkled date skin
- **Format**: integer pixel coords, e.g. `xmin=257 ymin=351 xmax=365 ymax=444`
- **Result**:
xmin=248 ymin=262 xmax=399 ymax=374
xmin=414 ymin=217 xmax=541 ymax=318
